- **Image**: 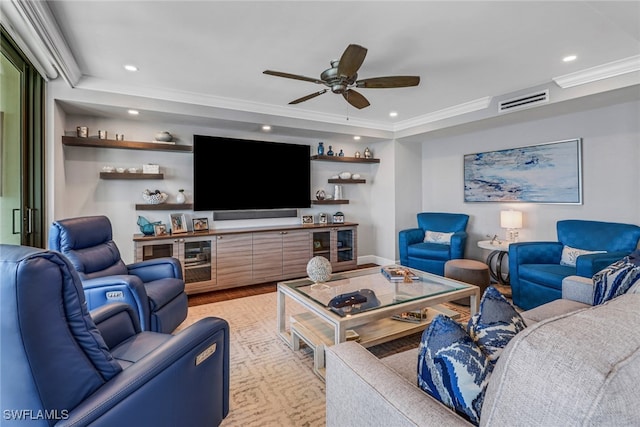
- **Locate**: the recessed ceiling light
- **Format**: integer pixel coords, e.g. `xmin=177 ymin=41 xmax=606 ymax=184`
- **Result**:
xmin=262 ymin=125 xmax=271 ymax=131
xmin=353 ymin=136 xmax=361 ymax=140
xmin=563 ymin=55 xmax=577 ymax=62
xmin=389 ymin=111 xmax=398 ymax=117
xmin=124 ymin=64 xmax=138 ymax=72
xmin=128 ymin=109 xmax=139 ymax=115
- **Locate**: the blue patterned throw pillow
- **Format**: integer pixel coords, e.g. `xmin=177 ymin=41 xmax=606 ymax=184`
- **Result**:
xmin=467 ymin=286 xmax=526 ymax=364
xmin=593 ymin=256 xmax=640 ymax=305
xmin=417 ymin=315 xmax=491 ymax=425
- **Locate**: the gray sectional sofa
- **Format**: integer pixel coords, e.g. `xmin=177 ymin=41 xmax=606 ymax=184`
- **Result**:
xmin=325 ymin=280 xmax=640 ymax=426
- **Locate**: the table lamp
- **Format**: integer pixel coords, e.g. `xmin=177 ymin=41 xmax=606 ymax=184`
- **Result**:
xmin=500 ymin=210 xmax=522 ymax=242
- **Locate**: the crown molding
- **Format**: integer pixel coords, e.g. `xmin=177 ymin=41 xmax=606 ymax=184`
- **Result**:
xmin=553 ymin=55 xmax=640 ymax=89
xmin=392 ymin=96 xmax=492 ymax=132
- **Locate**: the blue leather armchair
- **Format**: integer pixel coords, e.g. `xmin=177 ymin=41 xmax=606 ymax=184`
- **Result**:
xmin=1 ymin=245 xmax=229 ymax=427
xmin=49 ymin=215 xmax=187 ymax=333
xmin=398 ymin=212 xmax=470 ymax=276
xmin=510 ymin=219 xmax=640 ymax=310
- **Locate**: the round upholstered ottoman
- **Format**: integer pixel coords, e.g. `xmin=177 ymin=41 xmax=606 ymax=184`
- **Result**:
xmin=444 ymin=259 xmax=490 ymax=305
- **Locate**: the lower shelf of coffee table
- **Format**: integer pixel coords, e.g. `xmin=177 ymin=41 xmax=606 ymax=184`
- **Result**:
xmin=290 ymin=304 xmax=460 ymax=349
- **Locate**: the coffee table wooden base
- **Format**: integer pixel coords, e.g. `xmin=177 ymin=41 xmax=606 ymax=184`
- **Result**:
xmin=290 ymin=305 xmax=460 ymax=379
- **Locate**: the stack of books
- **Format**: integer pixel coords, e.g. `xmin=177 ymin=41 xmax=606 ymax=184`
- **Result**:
xmin=391 ymin=308 xmax=429 ymax=323
xmin=381 ymin=266 xmax=420 ymax=282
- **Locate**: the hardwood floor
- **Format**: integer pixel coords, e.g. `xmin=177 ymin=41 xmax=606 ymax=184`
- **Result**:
xmin=188 ymin=263 xmax=379 ymax=306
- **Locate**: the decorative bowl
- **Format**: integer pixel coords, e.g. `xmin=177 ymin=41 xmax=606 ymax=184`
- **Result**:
xmin=154 ymin=131 xmax=173 ymax=142
xmin=351 ymin=173 xmax=361 ymax=179
xmin=339 ymin=172 xmax=352 ymax=180
xmin=102 ymin=165 xmax=115 ymax=173
xmin=116 ymin=167 xmax=125 ymax=173
xmin=128 ymin=167 xmax=139 ymax=173
xmin=142 ymin=192 xmax=168 ymax=204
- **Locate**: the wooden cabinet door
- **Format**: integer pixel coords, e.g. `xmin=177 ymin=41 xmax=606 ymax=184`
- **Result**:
xmin=252 ymin=231 xmax=284 ymax=283
xmin=216 ymin=234 xmax=253 ymax=288
xmin=282 ymin=230 xmax=311 ymax=279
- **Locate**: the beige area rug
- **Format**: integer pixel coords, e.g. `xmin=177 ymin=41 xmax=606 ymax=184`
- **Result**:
xmin=177 ymin=292 xmax=470 ymax=427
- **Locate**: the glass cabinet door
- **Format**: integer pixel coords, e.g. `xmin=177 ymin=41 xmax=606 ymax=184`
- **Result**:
xmin=183 ymin=240 xmax=212 ymax=284
xmin=336 ymin=229 xmax=354 ymax=263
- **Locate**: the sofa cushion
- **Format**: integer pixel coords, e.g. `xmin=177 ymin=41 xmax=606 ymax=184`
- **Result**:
xmin=418 ymin=315 xmax=491 ymax=425
xmin=481 ymin=294 xmax=640 ymax=426
xmin=592 ymin=257 xmax=640 ymax=305
xmin=560 ymin=245 xmax=605 ymax=267
xmin=467 ymin=287 xmax=526 ymax=364
xmin=424 ymin=230 xmax=454 ymax=244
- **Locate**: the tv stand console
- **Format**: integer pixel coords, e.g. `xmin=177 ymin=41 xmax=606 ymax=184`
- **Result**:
xmin=133 ymin=222 xmax=358 ymax=294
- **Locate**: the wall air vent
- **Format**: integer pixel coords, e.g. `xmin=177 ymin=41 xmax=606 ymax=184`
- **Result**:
xmin=498 ymin=90 xmax=549 ymax=113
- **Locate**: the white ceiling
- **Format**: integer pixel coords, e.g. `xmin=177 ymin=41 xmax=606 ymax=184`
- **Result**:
xmin=14 ymin=1 xmax=640 ymax=138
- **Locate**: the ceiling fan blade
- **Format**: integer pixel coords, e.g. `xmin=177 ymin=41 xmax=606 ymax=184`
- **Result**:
xmin=337 ymin=44 xmax=368 ymax=78
xmin=356 ymin=76 xmax=420 ymax=88
xmin=342 ymin=89 xmax=370 ymax=109
xmin=263 ymin=70 xmax=324 ymax=85
xmin=289 ymin=89 xmax=328 ymax=105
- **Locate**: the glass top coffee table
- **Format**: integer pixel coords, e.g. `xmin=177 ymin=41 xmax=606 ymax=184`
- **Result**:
xmin=277 ymin=265 xmax=480 ymax=378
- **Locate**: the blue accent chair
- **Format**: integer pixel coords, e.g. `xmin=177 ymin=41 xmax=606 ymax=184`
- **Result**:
xmin=49 ymin=215 xmax=187 ymax=333
xmin=1 ymin=245 xmax=229 ymax=427
xmin=398 ymin=212 xmax=470 ymax=276
xmin=510 ymin=219 xmax=640 ymax=310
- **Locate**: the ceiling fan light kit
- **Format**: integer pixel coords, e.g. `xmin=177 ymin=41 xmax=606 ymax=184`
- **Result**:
xmin=264 ymin=44 xmax=420 ymax=109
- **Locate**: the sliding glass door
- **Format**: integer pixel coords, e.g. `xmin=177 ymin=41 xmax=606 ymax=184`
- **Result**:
xmin=1 ymin=28 xmax=45 ymax=247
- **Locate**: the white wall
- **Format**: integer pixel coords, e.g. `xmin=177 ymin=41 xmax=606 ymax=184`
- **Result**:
xmin=48 ymin=83 xmax=380 ymax=263
xmin=417 ymin=98 xmax=640 ymax=263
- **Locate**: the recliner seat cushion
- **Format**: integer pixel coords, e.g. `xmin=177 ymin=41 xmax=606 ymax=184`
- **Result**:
xmin=408 ymin=242 xmax=451 ymax=261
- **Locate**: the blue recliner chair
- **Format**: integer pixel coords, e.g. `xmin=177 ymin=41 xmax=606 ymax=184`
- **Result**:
xmin=510 ymin=219 xmax=640 ymax=310
xmin=1 ymin=245 xmax=229 ymax=426
xmin=49 ymin=215 xmax=187 ymax=333
xmin=398 ymin=212 xmax=470 ymax=276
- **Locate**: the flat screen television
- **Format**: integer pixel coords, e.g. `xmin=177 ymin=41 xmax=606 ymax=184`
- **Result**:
xmin=193 ymin=134 xmax=311 ymax=211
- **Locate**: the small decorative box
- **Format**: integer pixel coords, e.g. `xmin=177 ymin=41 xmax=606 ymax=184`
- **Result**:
xmin=142 ymin=164 xmax=160 ymax=174
xmin=333 ymin=211 xmax=345 ymax=223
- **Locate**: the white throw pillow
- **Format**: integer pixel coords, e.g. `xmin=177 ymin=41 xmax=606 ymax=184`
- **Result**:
xmin=560 ymin=245 xmax=605 ymax=267
xmin=423 ymin=230 xmax=454 ymax=244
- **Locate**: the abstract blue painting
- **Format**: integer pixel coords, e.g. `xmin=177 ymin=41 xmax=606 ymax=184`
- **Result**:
xmin=464 ymin=138 xmax=582 ymax=204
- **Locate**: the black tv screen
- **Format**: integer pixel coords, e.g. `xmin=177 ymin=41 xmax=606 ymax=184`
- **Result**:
xmin=193 ymin=135 xmax=311 ymax=211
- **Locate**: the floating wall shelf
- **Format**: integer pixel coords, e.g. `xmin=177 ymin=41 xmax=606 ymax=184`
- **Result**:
xmin=62 ymin=136 xmax=193 ymax=152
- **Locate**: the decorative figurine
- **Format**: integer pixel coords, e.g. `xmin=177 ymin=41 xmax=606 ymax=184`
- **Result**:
xmin=317 ymin=142 xmax=324 ymax=155
xmin=363 ymin=147 xmax=372 ymax=159
xmin=354 ymin=151 xmax=361 ymax=158
xmin=327 ymin=145 xmax=334 ymax=156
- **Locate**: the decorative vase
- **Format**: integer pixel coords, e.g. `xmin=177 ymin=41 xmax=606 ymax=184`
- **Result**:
xmin=338 ymin=149 xmax=344 ymax=157
xmin=327 ymin=145 xmax=334 ymax=156
xmin=315 ymin=189 xmax=326 ymax=200
xmin=176 ymin=189 xmax=186 ymax=204
xmin=363 ymin=147 xmax=372 ymax=159
xmin=137 ymin=216 xmax=159 ymax=236
xmin=154 ymin=131 xmax=173 ymax=142
xmin=317 ymin=142 xmax=324 ymax=155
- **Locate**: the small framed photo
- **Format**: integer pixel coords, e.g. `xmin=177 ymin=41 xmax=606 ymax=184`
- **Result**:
xmin=170 ymin=213 xmax=188 ymax=234
xmin=192 ymin=217 xmax=209 ymax=232
xmin=319 ymin=213 xmax=328 ymax=224
xmin=154 ymin=224 xmax=168 ymax=237
xmin=302 ymin=215 xmax=314 ymax=224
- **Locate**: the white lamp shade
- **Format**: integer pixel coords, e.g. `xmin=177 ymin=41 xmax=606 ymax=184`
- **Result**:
xmin=500 ymin=210 xmax=523 ymax=229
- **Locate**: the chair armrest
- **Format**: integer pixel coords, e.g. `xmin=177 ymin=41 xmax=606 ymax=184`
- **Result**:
xmin=449 ymin=231 xmax=468 ymax=259
xmin=509 ymin=241 xmax=563 ymax=265
xmin=575 ymin=251 xmax=628 ymax=277
xmin=127 ymin=257 xmax=183 ymax=282
xmin=58 ymin=317 xmax=230 ymax=427
xmin=398 ymin=228 xmax=425 ymax=262
xmin=82 ymin=276 xmax=150 ymax=331
xmin=91 ymin=303 xmax=141 ymax=349
xmin=325 ymin=342 xmax=470 ymax=427
xmin=562 ymin=275 xmax=594 ymax=305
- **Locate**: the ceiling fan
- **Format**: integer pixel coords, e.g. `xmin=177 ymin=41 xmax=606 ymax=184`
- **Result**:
xmin=263 ymin=44 xmax=420 ymax=109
